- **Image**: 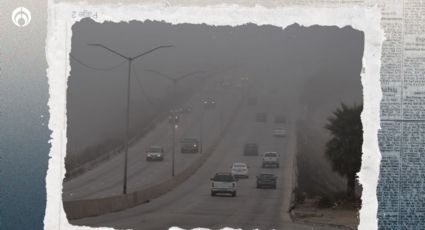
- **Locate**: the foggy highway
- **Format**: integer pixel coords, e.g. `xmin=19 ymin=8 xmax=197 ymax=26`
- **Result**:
xmin=64 ymin=20 xmax=364 ymax=229
xmin=63 ymin=80 xmax=243 ymax=201
xmin=70 ymin=87 xmax=341 ymax=230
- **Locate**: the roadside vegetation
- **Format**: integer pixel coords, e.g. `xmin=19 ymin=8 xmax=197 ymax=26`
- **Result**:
xmin=324 ymin=103 xmax=363 ymax=199
xmin=292 ymin=103 xmax=362 ymax=229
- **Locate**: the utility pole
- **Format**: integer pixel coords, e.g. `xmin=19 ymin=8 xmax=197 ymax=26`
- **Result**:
xmin=172 ymin=79 xmax=177 ymax=177
xmin=89 ymin=43 xmax=173 ymax=194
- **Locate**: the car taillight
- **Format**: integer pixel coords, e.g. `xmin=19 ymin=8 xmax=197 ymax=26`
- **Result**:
xmin=232 ymin=183 xmax=235 ymax=188
xmin=212 ymin=182 xmax=214 ymax=187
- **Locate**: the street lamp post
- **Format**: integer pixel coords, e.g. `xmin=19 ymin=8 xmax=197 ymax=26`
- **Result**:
xmin=198 ymin=76 xmax=208 ymax=154
xmin=199 ymin=105 xmax=204 ymax=154
xmin=168 ymin=110 xmax=178 ymax=176
xmin=145 ymin=69 xmax=204 ymax=177
xmin=89 ymin=43 xmax=173 ymax=194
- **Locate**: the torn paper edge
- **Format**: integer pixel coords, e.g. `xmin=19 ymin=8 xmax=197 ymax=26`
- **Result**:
xmin=44 ymin=2 xmax=384 ymax=230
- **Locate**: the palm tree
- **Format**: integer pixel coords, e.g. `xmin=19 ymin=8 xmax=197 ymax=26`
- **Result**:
xmin=325 ymin=103 xmax=363 ymax=198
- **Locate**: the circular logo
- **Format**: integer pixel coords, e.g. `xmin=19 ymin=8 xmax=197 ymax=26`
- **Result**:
xmin=12 ymin=7 xmax=31 ymax=27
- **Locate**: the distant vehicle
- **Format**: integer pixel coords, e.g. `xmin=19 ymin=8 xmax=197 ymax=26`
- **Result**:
xmin=231 ymin=162 xmax=249 ymax=179
xmin=274 ymin=115 xmax=286 ymax=124
xmin=210 ymin=172 xmax=238 ymax=197
xmin=273 ymin=128 xmax=287 ymax=137
xmin=243 ymin=143 xmax=259 ymax=156
xmin=262 ymin=152 xmax=280 ymax=168
xmin=247 ymin=97 xmax=257 ymax=106
xmin=256 ymin=173 xmax=277 ymax=189
xmin=180 ymin=138 xmax=199 ymax=153
xmin=256 ymin=112 xmax=267 ymax=122
xmin=146 ymin=145 xmax=164 ymax=161
xmin=203 ymin=97 xmax=216 ymax=109
xmin=182 ymin=105 xmax=192 ymax=114
xmin=221 ymin=80 xmax=232 ymax=88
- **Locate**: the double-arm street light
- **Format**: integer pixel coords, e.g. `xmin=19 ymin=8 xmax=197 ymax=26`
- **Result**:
xmin=145 ymin=69 xmax=204 ymax=177
xmin=89 ymin=43 xmax=173 ymax=194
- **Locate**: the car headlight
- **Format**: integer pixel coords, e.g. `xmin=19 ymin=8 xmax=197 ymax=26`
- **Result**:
xmin=193 ymin=144 xmax=197 ymax=147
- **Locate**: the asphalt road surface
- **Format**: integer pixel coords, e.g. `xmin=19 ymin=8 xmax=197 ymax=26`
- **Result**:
xmin=63 ymin=84 xmax=242 ymax=201
xmin=70 ymin=91 xmax=340 ymax=230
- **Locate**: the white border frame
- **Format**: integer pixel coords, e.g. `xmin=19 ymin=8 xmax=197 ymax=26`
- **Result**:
xmin=45 ymin=2 xmax=384 ymax=230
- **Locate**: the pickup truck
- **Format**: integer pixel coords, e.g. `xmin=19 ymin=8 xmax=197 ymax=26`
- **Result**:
xmin=210 ymin=172 xmax=238 ymax=197
xmin=262 ymin=152 xmax=280 ymax=168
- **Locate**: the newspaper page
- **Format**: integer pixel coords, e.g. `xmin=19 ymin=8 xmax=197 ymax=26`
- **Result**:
xmin=43 ymin=0 xmax=423 ymax=230
xmin=378 ymin=0 xmax=425 ymax=229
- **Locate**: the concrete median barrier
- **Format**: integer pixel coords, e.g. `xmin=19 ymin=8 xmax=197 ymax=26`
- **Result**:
xmin=64 ymin=95 xmax=244 ymax=220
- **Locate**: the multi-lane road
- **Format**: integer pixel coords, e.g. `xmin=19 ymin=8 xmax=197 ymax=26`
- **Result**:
xmin=63 ymin=83 xmax=242 ymax=201
xmin=68 ymin=83 xmax=340 ymax=229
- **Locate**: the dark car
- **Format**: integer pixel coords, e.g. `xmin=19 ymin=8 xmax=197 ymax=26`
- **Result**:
xmin=243 ymin=143 xmax=259 ymax=156
xmin=256 ymin=173 xmax=277 ymax=189
xmin=274 ymin=115 xmax=286 ymax=124
xmin=256 ymin=113 xmax=267 ymax=122
xmin=180 ymin=138 xmax=199 ymax=153
xmin=203 ymin=97 xmax=216 ymax=109
xmin=146 ymin=145 xmax=164 ymax=161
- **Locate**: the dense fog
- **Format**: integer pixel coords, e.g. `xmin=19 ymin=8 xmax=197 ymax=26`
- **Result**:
xmin=67 ymin=19 xmax=363 ymax=192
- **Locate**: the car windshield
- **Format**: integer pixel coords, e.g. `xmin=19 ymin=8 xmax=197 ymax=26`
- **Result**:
xmin=181 ymin=138 xmax=197 ymax=143
xmin=265 ymin=153 xmax=277 ymax=157
xmin=213 ymin=174 xmax=235 ymax=182
xmin=259 ymin=174 xmax=275 ymax=178
xmin=233 ymin=163 xmax=246 ymax=168
xmin=148 ymin=146 xmax=162 ymax=152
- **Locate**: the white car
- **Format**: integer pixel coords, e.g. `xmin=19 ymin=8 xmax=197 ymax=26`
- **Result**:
xmin=273 ymin=128 xmax=287 ymax=137
xmin=146 ymin=145 xmax=164 ymax=161
xmin=262 ymin=152 xmax=280 ymax=168
xmin=231 ymin=162 xmax=249 ymax=179
xmin=210 ymin=172 xmax=238 ymax=197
